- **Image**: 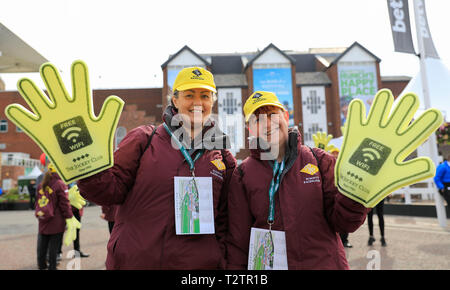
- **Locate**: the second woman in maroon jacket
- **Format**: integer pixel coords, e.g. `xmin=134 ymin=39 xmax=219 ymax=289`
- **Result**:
xmin=226 ymin=91 xmax=369 ymax=270
xmin=78 ymin=67 xmax=236 ymax=269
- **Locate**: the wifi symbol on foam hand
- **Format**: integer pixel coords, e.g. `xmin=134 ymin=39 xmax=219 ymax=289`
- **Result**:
xmin=61 ymin=127 xmax=82 ymax=143
xmin=361 ymin=148 xmax=381 ymax=163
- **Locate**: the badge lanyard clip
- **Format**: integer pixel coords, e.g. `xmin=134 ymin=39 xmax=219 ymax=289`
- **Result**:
xmin=164 ymin=123 xmax=204 ymax=191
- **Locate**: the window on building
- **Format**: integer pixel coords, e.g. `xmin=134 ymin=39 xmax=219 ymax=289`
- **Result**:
xmin=303 ymin=90 xmax=325 ymax=115
xmin=0 ymin=120 xmax=8 ymax=133
xmin=304 ymin=123 xmax=324 ymax=143
xmin=16 ymin=126 xmax=23 ymax=133
xmin=223 ymin=92 xmax=237 ymax=115
xmin=115 ymin=127 xmax=127 ymax=149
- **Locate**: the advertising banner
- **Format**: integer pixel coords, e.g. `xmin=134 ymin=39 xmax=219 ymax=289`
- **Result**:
xmin=167 ymin=68 xmax=182 ymax=91
xmin=414 ymin=0 xmax=439 ymax=59
xmin=338 ymin=63 xmax=378 ymax=126
xmin=387 ymin=0 xmax=416 ymax=54
xmin=253 ymin=68 xmax=294 ymax=126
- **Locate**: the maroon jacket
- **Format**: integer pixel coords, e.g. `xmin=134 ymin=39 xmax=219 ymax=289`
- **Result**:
xmin=78 ymin=108 xmax=236 ymax=269
xmin=226 ymin=130 xmax=369 ymax=270
xmin=36 ymin=173 xmax=73 ymax=235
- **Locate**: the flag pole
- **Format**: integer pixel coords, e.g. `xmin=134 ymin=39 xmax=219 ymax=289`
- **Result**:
xmin=413 ymin=0 xmax=447 ymax=227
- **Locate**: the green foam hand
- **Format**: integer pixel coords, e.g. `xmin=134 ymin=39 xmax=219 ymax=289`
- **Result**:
xmin=312 ymin=131 xmax=338 ymax=153
xmin=5 ymin=61 xmax=124 ymax=184
xmin=64 ymin=216 xmax=81 ymax=246
xmin=335 ymin=89 xmax=443 ymax=208
xmin=68 ymin=185 xmax=86 ymax=210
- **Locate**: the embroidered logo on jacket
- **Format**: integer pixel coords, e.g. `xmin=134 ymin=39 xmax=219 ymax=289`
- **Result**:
xmin=211 ymin=159 xmax=226 ymax=171
xmin=300 ymin=163 xmax=318 ymax=176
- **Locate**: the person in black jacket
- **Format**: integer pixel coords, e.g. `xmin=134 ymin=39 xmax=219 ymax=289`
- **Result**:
xmin=367 ymin=199 xmax=386 ymax=247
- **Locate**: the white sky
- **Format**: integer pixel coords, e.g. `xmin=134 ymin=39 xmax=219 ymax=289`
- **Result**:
xmin=1 ymin=0 xmax=450 ymax=91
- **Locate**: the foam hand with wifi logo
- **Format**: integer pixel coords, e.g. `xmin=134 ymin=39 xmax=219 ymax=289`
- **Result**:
xmin=335 ymin=89 xmax=442 ymax=208
xmin=5 ymin=61 xmax=124 ymax=184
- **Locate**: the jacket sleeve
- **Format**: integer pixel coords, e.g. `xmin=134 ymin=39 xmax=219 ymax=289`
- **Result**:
xmin=77 ymin=125 xmax=154 ymax=206
xmin=215 ymin=150 xmax=237 ymax=262
xmin=226 ymin=165 xmax=253 ymax=270
xmin=56 ymin=181 xmax=73 ymax=220
xmin=315 ymin=148 xmax=369 ymax=234
xmin=434 ymin=164 xmax=445 ymax=190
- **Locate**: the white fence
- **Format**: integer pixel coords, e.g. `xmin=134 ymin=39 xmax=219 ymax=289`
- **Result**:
xmin=390 ymin=180 xmax=436 ymax=204
xmin=1 ymin=157 xmax=42 ymax=169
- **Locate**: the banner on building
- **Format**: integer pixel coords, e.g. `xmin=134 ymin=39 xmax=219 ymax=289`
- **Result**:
xmin=167 ymin=68 xmax=183 ymax=92
xmin=387 ymin=0 xmax=416 ymax=54
xmin=253 ymin=68 xmax=294 ymax=126
xmin=338 ymin=63 xmax=378 ymax=126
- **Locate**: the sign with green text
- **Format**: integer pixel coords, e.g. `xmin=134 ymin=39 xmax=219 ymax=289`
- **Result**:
xmin=338 ymin=63 xmax=378 ymax=126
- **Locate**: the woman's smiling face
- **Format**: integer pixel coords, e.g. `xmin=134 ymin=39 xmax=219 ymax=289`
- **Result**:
xmin=172 ymin=88 xmax=214 ymax=128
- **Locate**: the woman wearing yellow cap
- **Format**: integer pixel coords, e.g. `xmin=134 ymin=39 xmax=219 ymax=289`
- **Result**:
xmin=226 ymin=91 xmax=368 ymax=270
xmin=78 ymin=67 xmax=236 ymax=269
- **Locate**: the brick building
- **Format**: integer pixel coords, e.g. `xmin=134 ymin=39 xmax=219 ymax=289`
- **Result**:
xmin=161 ymin=42 xmax=410 ymax=158
xmin=0 ymin=41 xmax=411 ymax=187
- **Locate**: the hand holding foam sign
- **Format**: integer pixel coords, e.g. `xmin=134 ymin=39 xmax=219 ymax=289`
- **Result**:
xmin=5 ymin=61 xmax=124 ymax=184
xmin=335 ymin=89 xmax=442 ymax=208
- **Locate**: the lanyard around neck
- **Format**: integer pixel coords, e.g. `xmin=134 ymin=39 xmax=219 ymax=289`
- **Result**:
xmin=268 ymin=160 xmax=285 ymax=226
xmin=163 ymin=123 xmax=204 ymax=174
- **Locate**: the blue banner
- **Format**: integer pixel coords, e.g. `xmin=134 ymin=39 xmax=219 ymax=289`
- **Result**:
xmin=253 ymin=68 xmax=294 ymax=126
xmin=168 ymin=69 xmax=182 ymax=91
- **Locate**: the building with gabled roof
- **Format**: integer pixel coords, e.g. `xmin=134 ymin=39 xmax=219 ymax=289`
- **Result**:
xmin=1 ymin=41 xmax=411 ymax=170
xmin=160 ymin=42 xmax=410 ymax=159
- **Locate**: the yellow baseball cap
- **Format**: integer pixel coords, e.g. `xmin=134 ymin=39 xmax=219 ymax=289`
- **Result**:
xmin=243 ymin=91 xmax=286 ymax=122
xmin=48 ymin=163 xmax=56 ymax=173
xmin=173 ymin=67 xmax=217 ymax=93
xmin=329 ymin=147 xmax=340 ymax=153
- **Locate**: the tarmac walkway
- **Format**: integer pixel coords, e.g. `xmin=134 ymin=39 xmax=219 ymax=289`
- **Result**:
xmin=0 ymin=206 xmax=449 ymax=270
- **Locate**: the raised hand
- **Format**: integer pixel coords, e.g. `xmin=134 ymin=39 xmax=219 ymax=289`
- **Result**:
xmin=335 ymin=89 xmax=442 ymax=208
xmin=5 ymin=61 xmax=124 ymax=183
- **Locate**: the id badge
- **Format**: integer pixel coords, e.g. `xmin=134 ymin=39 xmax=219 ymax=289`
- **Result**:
xmin=247 ymin=227 xmax=288 ymax=270
xmin=174 ymin=176 xmax=215 ymax=235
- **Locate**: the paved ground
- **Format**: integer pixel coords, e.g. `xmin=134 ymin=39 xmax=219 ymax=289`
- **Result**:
xmin=0 ymin=206 xmax=449 ymax=270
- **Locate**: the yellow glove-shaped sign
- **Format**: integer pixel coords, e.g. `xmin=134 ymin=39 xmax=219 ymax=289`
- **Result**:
xmin=5 ymin=61 xmax=124 ymax=184
xmin=312 ymin=131 xmax=337 ymax=152
xmin=335 ymin=89 xmax=442 ymax=208
xmin=68 ymin=185 xmax=86 ymax=210
xmin=64 ymin=216 xmax=81 ymax=246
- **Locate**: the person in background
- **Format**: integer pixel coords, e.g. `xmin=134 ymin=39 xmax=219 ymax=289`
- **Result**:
xmin=367 ymin=198 xmax=386 ymax=247
xmin=28 ymin=179 xmax=37 ymax=210
xmin=101 ymin=205 xmax=119 ymax=234
xmin=71 ymin=186 xmax=89 ymax=258
xmin=35 ymin=163 xmax=74 ymax=270
xmin=434 ymin=154 xmax=450 ymax=211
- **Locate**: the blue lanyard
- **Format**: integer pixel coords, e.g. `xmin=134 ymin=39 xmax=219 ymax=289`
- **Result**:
xmin=268 ymin=160 xmax=284 ymax=226
xmin=163 ymin=123 xmax=204 ymax=175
